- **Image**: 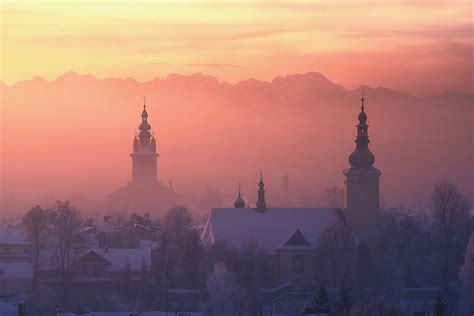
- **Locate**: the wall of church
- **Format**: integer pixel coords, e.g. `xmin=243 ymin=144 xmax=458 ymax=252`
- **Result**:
xmin=344 ymin=170 xmax=381 ymax=248
xmin=276 ymin=249 xmax=316 ymax=285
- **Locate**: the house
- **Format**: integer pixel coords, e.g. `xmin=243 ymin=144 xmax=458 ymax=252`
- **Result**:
xmin=0 ymin=228 xmax=31 ymax=263
xmin=98 ymin=224 xmax=158 ymax=248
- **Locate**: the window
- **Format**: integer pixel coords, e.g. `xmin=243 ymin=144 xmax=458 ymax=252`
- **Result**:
xmin=293 ymin=254 xmax=304 ymax=273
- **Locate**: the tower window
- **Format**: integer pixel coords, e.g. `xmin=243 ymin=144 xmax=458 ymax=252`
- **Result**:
xmin=292 ymin=254 xmax=304 ymax=273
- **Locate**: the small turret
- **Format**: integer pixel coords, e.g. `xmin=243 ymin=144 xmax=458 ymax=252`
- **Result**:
xmin=133 ymin=133 xmax=139 ymax=152
xmin=256 ymin=173 xmax=267 ymax=213
xmin=151 ymin=132 xmax=156 ymax=152
xmin=234 ymin=182 xmax=245 ymax=208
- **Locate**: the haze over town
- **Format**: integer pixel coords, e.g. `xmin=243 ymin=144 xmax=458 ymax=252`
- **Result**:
xmin=0 ymin=1 xmax=473 ymax=315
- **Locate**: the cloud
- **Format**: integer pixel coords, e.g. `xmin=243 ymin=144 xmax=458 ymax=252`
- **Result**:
xmin=345 ymin=24 xmax=473 ymax=40
xmin=185 ymin=63 xmax=242 ymax=68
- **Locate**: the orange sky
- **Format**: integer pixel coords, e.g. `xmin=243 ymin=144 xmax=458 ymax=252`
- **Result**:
xmin=1 ymin=0 xmax=473 ymax=95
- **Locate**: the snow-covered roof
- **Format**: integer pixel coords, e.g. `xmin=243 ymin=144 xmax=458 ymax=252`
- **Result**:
xmin=0 ymin=301 xmax=17 ymax=316
xmin=80 ymin=248 xmax=151 ymax=271
xmin=38 ymin=248 xmax=151 ymax=272
xmin=0 ymin=262 xmax=32 ymax=280
xmin=0 ymin=228 xmax=29 ymax=245
xmin=201 ymin=207 xmax=339 ymax=253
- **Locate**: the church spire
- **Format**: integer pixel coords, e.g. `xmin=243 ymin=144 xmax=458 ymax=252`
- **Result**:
xmin=138 ymin=97 xmax=152 ymax=146
xmin=348 ymin=94 xmax=375 ymax=168
xmin=234 ymin=182 xmax=245 ymax=208
xmin=256 ymin=173 xmax=267 ymax=212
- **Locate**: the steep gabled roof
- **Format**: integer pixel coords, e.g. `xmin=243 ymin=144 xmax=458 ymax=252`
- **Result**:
xmin=283 ymin=228 xmax=311 ymax=247
xmin=201 ymin=207 xmax=339 ymax=253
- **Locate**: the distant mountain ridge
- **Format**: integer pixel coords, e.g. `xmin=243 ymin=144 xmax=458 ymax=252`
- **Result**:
xmin=2 ymin=70 xmax=472 ymax=98
xmin=1 ymin=70 xmax=473 ymax=213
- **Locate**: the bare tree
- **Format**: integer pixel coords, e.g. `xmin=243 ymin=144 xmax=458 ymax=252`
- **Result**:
xmin=50 ymin=201 xmax=83 ymax=286
xmin=22 ymin=205 xmax=50 ymax=287
xmin=431 ymin=182 xmax=471 ymax=282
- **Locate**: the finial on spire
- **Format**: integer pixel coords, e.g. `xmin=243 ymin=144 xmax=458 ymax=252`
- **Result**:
xmin=361 ymin=88 xmax=365 ymax=111
xmin=143 ymin=96 xmax=146 ymax=106
xmin=349 ymin=96 xmax=375 ymax=168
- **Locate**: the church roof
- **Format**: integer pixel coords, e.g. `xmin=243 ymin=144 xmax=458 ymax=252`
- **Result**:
xmin=105 ymin=181 xmax=183 ymax=215
xmin=201 ymin=207 xmax=340 ymax=254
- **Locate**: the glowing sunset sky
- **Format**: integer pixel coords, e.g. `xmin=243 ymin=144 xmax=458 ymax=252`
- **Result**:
xmin=1 ymin=0 xmax=472 ymax=95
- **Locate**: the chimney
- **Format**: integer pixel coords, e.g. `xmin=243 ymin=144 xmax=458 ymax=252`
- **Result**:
xmin=144 ymin=212 xmax=150 ymax=219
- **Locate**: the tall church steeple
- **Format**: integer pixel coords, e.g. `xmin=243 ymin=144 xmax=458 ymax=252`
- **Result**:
xmin=343 ymin=95 xmax=381 ymax=250
xmin=130 ymin=97 xmax=159 ymax=184
xmin=348 ymin=95 xmax=375 ymax=168
xmin=256 ymin=173 xmax=267 ymax=212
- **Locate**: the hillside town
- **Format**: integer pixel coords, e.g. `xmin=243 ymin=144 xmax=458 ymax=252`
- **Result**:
xmin=1 ymin=98 xmax=472 ymax=316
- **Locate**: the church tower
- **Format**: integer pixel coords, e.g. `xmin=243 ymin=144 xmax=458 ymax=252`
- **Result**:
xmin=130 ymin=98 xmax=159 ymax=184
xmin=343 ymin=95 xmax=381 ymax=248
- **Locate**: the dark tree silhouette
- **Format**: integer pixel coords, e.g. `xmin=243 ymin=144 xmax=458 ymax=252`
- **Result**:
xmin=432 ymin=297 xmax=447 ymax=316
xmin=335 ymin=274 xmax=355 ymax=316
xmin=22 ymin=205 xmax=50 ymax=289
xmin=50 ymin=201 xmax=83 ymax=287
xmin=431 ymin=182 xmax=471 ymax=283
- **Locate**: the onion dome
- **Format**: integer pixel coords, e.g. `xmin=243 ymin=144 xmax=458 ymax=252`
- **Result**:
xmin=234 ymin=183 xmax=245 ymax=208
xmin=348 ymin=96 xmax=375 ymax=168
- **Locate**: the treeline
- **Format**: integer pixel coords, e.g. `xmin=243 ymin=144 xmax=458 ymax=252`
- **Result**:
xmin=20 ymin=182 xmax=473 ymax=315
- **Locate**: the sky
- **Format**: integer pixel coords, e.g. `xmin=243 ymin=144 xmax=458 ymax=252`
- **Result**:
xmin=1 ymin=0 xmax=473 ymax=96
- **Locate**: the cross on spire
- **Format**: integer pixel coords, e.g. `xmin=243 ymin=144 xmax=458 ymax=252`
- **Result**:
xmin=142 ymin=96 xmax=147 ymax=108
xmin=361 ymin=88 xmax=365 ymax=111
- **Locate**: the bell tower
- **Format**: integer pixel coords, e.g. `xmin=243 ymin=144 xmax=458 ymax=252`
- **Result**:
xmin=343 ymin=95 xmax=381 ymax=248
xmin=130 ymin=98 xmax=159 ymax=185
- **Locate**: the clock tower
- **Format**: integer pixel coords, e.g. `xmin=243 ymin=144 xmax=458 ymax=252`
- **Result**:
xmin=343 ymin=95 xmax=381 ymax=249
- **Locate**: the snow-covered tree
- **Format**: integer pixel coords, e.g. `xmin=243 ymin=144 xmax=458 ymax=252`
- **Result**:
xmin=206 ymin=262 xmax=243 ymax=316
